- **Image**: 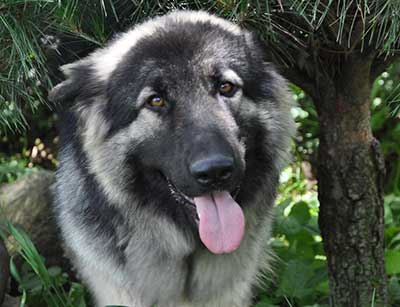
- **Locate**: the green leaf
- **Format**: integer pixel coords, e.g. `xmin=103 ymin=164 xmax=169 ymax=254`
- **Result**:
xmin=289 ymin=201 xmax=311 ymax=225
xmin=315 ymin=280 xmax=330 ymax=296
xmin=388 ymin=232 xmax=400 ymax=249
xmin=278 ymin=216 xmax=302 ymax=235
xmin=385 ymin=250 xmax=400 ymax=275
xmin=278 ymin=260 xmax=314 ymax=299
xmin=253 ymin=299 xmax=278 ymax=307
xmin=275 ymin=198 xmax=292 ymax=215
xmin=68 ymin=282 xmax=87 ymax=307
xmin=287 ymin=230 xmax=315 ymax=260
xmin=10 ymin=256 xmax=22 ymax=283
xmin=388 ymin=276 xmax=400 ymax=304
xmin=305 ymin=269 xmax=329 ymax=299
xmin=48 ymin=266 xmax=62 ymax=277
xmin=385 ymin=226 xmax=400 ymax=242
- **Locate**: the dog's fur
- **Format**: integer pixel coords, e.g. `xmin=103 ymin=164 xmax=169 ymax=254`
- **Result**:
xmin=50 ymin=11 xmax=295 ymax=307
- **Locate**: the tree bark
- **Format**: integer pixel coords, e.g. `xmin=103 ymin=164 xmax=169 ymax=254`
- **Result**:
xmin=315 ymin=57 xmax=387 ymax=306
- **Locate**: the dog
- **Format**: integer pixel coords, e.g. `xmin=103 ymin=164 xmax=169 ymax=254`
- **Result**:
xmin=49 ymin=10 xmax=295 ymax=307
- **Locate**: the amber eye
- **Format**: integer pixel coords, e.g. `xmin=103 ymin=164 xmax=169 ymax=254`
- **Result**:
xmin=147 ymin=95 xmax=165 ymax=108
xmin=218 ymin=82 xmax=236 ymax=97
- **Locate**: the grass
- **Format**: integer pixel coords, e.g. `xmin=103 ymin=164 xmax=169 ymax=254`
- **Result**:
xmin=0 ymin=222 xmax=88 ymax=307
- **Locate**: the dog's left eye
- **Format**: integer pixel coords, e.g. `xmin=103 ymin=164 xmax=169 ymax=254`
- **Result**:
xmin=218 ymin=82 xmax=237 ymax=97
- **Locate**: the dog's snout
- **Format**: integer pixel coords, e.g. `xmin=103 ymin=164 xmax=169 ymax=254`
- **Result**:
xmin=190 ymin=155 xmax=234 ymax=186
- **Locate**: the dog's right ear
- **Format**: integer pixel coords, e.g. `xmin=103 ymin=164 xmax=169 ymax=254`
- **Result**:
xmin=48 ymin=79 xmax=81 ymax=104
xmin=48 ymin=61 xmax=88 ymax=105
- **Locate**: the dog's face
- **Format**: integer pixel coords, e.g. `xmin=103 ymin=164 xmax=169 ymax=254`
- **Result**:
xmin=51 ymin=11 xmax=294 ymax=254
xmin=108 ymin=22 xmax=251 ymax=198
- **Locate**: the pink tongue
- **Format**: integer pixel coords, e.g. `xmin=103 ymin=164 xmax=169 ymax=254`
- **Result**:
xmin=194 ymin=191 xmax=245 ymax=254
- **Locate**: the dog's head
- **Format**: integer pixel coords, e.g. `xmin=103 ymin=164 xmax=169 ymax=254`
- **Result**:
xmin=50 ymin=11 xmax=294 ymax=254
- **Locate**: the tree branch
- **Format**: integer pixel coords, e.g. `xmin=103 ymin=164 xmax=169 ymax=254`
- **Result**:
xmin=277 ymin=65 xmax=317 ymax=99
xmin=261 ymin=41 xmax=318 ymax=99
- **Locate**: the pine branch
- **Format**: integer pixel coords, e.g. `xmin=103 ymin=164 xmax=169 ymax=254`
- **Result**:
xmin=1 ymin=0 xmax=400 ymax=134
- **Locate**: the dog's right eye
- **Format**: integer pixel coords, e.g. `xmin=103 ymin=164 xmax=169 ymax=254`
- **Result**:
xmin=218 ymin=81 xmax=237 ymax=97
xmin=147 ymin=95 xmax=166 ymax=109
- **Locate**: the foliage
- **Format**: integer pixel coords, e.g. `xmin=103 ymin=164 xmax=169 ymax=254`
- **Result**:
xmin=371 ymin=63 xmax=400 ymax=194
xmin=384 ymin=193 xmax=400 ymax=306
xmin=254 ymin=162 xmax=400 ymax=306
xmin=1 ymin=0 xmax=399 ymax=134
xmin=0 ymin=0 xmax=56 ymax=133
xmin=290 ymin=85 xmax=319 ymax=163
xmin=0 ymin=222 xmax=89 ymax=307
xmin=291 ymin=62 xmax=400 ymax=193
xmin=262 ymin=162 xmax=329 ymax=307
xmin=0 ymin=156 xmax=34 ymax=183
xmin=0 ymin=134 xmax=57 ymax=183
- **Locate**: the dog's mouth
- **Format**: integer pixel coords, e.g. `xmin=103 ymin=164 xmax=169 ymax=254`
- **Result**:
xmin=167 ymin=178 xmax=196 ymax=207
xmin=166 ymin=177 xmax=244 ymax=254
xmin=166 ymin=178 xmax=241 ymax=206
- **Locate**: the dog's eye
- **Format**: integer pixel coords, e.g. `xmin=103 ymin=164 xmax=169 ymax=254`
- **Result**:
xmin=218 ymin=82 xmax=236 ymax=97
xmin=147 ymin=95 xmax=166 ymax=108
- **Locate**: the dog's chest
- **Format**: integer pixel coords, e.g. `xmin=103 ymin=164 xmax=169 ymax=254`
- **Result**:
xmin=121 ymin=236 xmax=258 ymax=306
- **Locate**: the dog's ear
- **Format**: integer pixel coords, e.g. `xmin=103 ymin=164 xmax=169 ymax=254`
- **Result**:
xmin=243 ymin=31 xmax=274 ymax=63
xmin=48 ymin=61 xmax=89 ymax=105
xmin=48 ymin=79 xmax=81 ymax=104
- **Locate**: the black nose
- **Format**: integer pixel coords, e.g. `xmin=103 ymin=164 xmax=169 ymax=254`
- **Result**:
xmin=190 ymin=155 xmax=234 ymax=186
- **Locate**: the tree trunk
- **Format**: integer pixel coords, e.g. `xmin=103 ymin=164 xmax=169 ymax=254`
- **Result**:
xmin=315 ymin=57 xmax=387 ymax=306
